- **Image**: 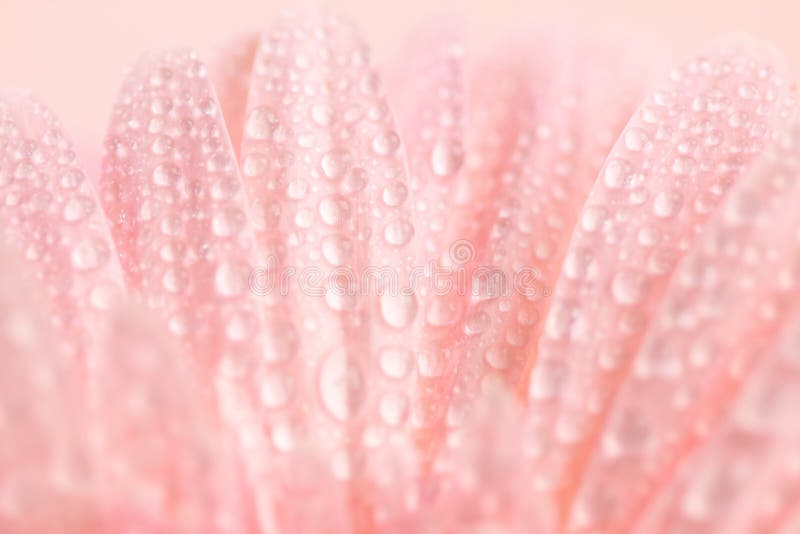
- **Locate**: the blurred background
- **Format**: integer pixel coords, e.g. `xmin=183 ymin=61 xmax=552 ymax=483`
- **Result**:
xmin=1 ymin=0 xmax=798 ymax=154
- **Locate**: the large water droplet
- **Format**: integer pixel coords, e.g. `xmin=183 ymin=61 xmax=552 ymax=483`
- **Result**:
xmin=318 ymin=195 xmax=351 ymax=227
xmin=245 ymin=106 xmax=278 ymax=140
xmin=318 ymin=349 xmax=365 ymax=422
xmin=380 ymin=292 xmax=417 ymax=329
xmin=430 ymin=139 xmax=463 ymax=176
xmin=383 ymin=219 xmax=414 ymax=246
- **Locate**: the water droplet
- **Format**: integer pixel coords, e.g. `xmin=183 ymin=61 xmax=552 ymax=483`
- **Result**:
xmin=463 ymin=310 xmax=490 ymax=336
xmin=603 ymin=159 xmax=629 ymax=188
xmin=371 ymin=130 xmax=400 ymax=156
xmin=653 ymin=191 xmax=683 ymax=218
xmin=321 ymin=149 xmax=351 ymax=179
xmin=321 ymin=234 xmax=353 ymax=266
xmin=245 ymin=106 xmax=278 ymax=140
xmin=672 ymin=155 xmax=695 ymax=175
xmin=485 ymin=345 xmax=510 ymax=370
xmin=417 ymin=348 xmax=445 ymax=378
xmin=581 ymin=206 xmax=608 ymax=232
xmin=71 ymin=237 xmax=109 ymax=271
xmin=318 ymin=195 xmax=351 ymax=226
xmin=63 ymin=195 xmax=95 ymax=222
xmin=623 ymin=128 xmax=648 ymax=152
xmin=310 ymin=103 xmax=334 ymax=126
xmin=378 ymin=391 xmax=409 ymax=426
xmin=383 ymin=219 xmax=414 ymax=246
xmin=260 ymin=371 xmax=292 ymax=408
xmin=611 ymin=269 xmax=647 ymax=305
xmin=318 ymin=349 xmax=365 ymax=422
xmin=382 ymin=181 xmax=408 ymax=207
xmin=325 ymin=273 xmax=357 ymax=311
xmin=379 ymin=346 xmax=413 ymax=380
xmin=242 ymin=152 xmax=270 ymax=177
xmin=425 ymin=295 xmax=460 ymax=327
xmin=162 ymin=267 xmax=189 ymax=293
xmin=152 ymin=163 xmax=181 ymax=187
xmin=151 ymin=134 xmax=173 ymax=155
xmin=212 ymin=208 xmax=245 ymax=237
xmin=380 ymin=292 xmax=417 ymax=329
xmin=215 ymin=261 xmax=249 ymax=297
xmin=430 ymin=139 xmax=463 ymax=176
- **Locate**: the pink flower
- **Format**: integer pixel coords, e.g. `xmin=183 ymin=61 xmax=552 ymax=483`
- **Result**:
xmin=1 ymin=9 xmax=799 ymax=533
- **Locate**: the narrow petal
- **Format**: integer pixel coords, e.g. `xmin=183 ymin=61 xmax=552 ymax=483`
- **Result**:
xmin=99 ymin=48 xmax=279 ymax=530
xmin=0 ymin=92 xmax=124 ymax=364
xmin=524 ymin=41 xmax=795 ymax=520
xmin=442 ymin=30 xmax=657 ymax=450
xmin=209 ymin=33 xmax=260 ymax=157
xmin=238 ymin=12 xmax=418 ymax=530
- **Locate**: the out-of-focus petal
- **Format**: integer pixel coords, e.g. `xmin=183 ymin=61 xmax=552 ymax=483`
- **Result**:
xmin=0 ymin=247 xmax=94 ymax=533
xmin=524 ymin=40 xmax=795 ymax=522
xmin=633 ymin=306 xmax=800 ymax=533
xmin=571 ymin=115 xmax=800 ymax=532
xmin=0 ymin=92 xmax=124 ymax=365
xmin=91 ymin=305 xmax=259 ymax=533
xmin=99 ymin=48 xmax=280 ymax=530
xmin=426 ymin=391 xmax=556 ymax=534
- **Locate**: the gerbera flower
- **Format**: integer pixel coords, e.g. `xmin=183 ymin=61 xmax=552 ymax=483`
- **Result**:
xmin=1 ymin=9 xmax=799 ymax=534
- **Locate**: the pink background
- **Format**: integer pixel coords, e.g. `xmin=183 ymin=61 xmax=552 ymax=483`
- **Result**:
xmin=1 ymin=0 xmax=798 ymax=152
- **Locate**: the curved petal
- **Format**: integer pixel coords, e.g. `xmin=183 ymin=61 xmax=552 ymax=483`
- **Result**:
xmin=238 ymin=11 xmax=418 ymax=530
xmin=524 ymin=40 xmax=795 ymax=520
xmin=209 ymin=33 xmax=260 ymax=157
xmin=0 ymin=92 xmax=124 ymax=365
xmin=570 ymin=116 xmax=800 ymax=531
xmin=99 ymin=48 xmax=279 ymax=530
xmin=442 ymin=29 xmax=658 ymax=451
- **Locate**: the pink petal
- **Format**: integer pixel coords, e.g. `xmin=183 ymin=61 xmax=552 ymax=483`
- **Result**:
xmin=634 ymin=302 xmax=800 ymax=533
xmin=428 ymin=391 xmax=556 ymax=533
xmin=0 ymin=92 xmax=124 ymax=365
xmin=91 ymin=305 xmax=258 ymax=533
xmin=524 ymin=41 xmax=795 ymax=522
xmin=238 ymin=12 xmax=418 ymax=530
xmin=0 ymin=246 xmax=95 ymax=533
xmin=571 ymin=112 xmax=800 ymax=532
xmin=209 ymin=33 xmax=260 ymax=158
xmin=443 ymin=30 xmax=657 ymax=445
xmin=99 ymin=48 xmax=279 ymax=530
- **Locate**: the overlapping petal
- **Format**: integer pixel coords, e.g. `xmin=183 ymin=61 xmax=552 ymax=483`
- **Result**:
xmin=3 ymin=10 xmax=800 ymax=534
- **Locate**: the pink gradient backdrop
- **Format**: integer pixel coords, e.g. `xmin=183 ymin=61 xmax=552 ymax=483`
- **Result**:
xmin=1 ymin=0 xmax=797 ymax=151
